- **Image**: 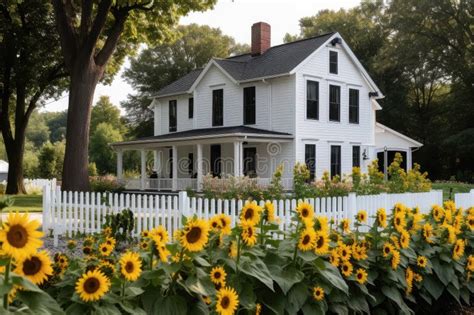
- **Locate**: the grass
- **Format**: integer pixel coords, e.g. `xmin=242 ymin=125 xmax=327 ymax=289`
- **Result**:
xmin=1 ymin=194 xmax=43 ymax=212
xmin=431 ymin=181 xmax=474 ymax=201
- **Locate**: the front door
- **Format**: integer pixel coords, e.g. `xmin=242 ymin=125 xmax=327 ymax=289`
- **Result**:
xmin=210 ymin=144 xmax=221 ymax=177
xmin=243 ymin=147 xmax=257 ymax=177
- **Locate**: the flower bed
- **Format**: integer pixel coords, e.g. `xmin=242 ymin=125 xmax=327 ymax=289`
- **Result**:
xmin=0 ymin=201 xmax=472 ymax=314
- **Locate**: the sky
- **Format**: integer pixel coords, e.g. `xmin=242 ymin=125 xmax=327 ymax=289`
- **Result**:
xmin=42 ymin=0 xmax=359 ymax=113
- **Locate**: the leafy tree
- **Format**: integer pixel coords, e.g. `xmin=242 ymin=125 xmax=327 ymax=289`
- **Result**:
xmin=44 ymin=110 xmax=68 ymax=143
xmin=91 ymin=95 xmax=127 ymax=135
xmin=122 ymin=23 xmax=249 ymax=137
xmin=52 ymin=0 xmax=217 ymax=191
xmin=26 ymin=111 xmax=51 ymax=148
xmin=0 ymin=1 xmax=67 ymax=193
xmin=90 ymin=122 xmax=123 ymax=175
xmin=37 ymin=140 xmax=65 ymax=179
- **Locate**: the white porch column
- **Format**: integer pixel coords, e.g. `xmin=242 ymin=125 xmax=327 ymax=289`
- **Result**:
xmin=238 ymin=141 xmax=243 ymax=176
xmin=196 ymin=143 xmax=203 ymax=191
xmin=407 ymin=149 xmax=413 ymax=171
xmin=153 ymin=149 xmax=160 ymax=172
xmin=116 ymin=150 xmax=123 ymax=180
xmin=140 ymin=149 xmax=146 ymax=190
xmin=233 ymin=141 xmax=241 ymax=177
xmin=172 ymin=145 xmax=178 ymax=191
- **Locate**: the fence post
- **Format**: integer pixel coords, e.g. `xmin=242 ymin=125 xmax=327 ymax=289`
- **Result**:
xmin=347 ymin=192 xmax=357 ymax=221
xmin=42 ymin=185 xmax=49 ymax=231
xmin=179 ymin=191 xmax=189 ymax=217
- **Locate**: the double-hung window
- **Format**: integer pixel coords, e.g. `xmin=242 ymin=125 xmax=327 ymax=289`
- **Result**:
xmin=329 ymin=51 xmax=338 ymax=74
xmin=349 ymin=89 xmax=359 ymax=124
xmin=330 ymin=145 xmax=341 ymax=178
xmin=169 ymin=100 xmax=177 ymax=132
xmin=305 ymin=144 xmax=316 ymax=180
xmin=212 ymin=89 xmax=223 ymax=126
xmin=329 ymin=85 xmax=340 ymax=122
xmin=188 ymin=97 xmax=194 ymax=119
xmin=352 ymin=145 xmax=360 ymax=168
xmin=306 ymin=81 xmax=319 ymax=120
xmin=243 ymin=87 xmax=256 ymax=125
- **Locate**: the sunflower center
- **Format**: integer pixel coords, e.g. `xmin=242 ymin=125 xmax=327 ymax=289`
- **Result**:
xmin=212 ymin=222 xmax=218 ymax=228
xmin=186 ymin=227 xmax=202 ymax=244
xmin=83 ymin=277 xmax=100 ymax=294
xmin=357 ymin=273 xmax=362 ymax=279
xmin=302 ymin=235 xmax=310 ymax=245
xmin=244 ymin=209 xmax=254 ymax=220
xmin=247 ymin=227 xmax=253 ymax=237
xmin=221 ymin=296 xmax=230 ymax=309
xmin=125 ymin=261 xmax=134 ymax=273
xmin=22 ymin=256 xmax=42 ymax=275
xmin=301 ymin=209 xmax=309 ymax=217
xmin=316 ymin=236 xmax=324 ymax=248
xmin=395 ymin=218 xmax=400 ymax=225
xmin=7 ymin=224 xmax=28 ymax=248
xmin=384 ymin=247 xmax=390 ymax=254
xmin=220 ymin=219 xmax=227 ymax=227
xmin=214 ymin=272 xmax=221 ymax=279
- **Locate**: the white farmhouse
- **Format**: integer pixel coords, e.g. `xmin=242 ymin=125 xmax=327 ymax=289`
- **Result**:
xmin=112 ymin=22 xmax=422 ymax=191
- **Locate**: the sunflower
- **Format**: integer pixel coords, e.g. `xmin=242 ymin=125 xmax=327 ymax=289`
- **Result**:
xmin=417 ymin=256 xmax=427 ymax=268
xmin=453 ymin=239 xmax=465 ymax=261
xmin=376 ymin=208 xmax=387 ymax=228
xmin=445 ymin=225 xmax=457 ymax=244
xmin=82 ymin=245 xmax=93 ymax=256
xmin=400 ymin=230 xmax=410 ymax=249
xmin=210 ymin=216 xmax=223 ymax=231
xmin=150 ymin=225 xmax=169 ymax=244
xmin=296 ymin=201 xmax=314 ymax=226
xmin=67 ymin=239 xmax=77 ymax=250
xmin=99 ymin=243 xmax=113 ymax=256
xmin=264 ymin=201 xmax=276 ymax=223
xmin=315 ymin=216 xmax=329 ymax=233
xmin=210 ymin=266 xmax=227 ymax=285
xmin=241 ymin=223 xmax=257 ymax=247
xmin=98 ymin=260 xmax=116 ymax=276
xmin=338 ymin=243 xmax=352 ymax=261
xmin=355 ymin=268 xmax=368 ymax=284
xmin=467 ymin=255 xmax=474 ymax=272
xmin=312 ymin=286 xmax=324 ymax=301
xmin=393 ymin=213 xmax=406 ymax=233
xmin=467 ymin=214 xmax=474 ymax=231
xmin=157 ymin=243 xmax=171 ymax=263
xmin=119 ymin=252 xmax=142 ymax=281
xmin=391 ymin=250 xmax=401 ymax=270
xmin=255 ymin=303 xmax=262 ymax=315
xmin=405 ymin=267 xmax=414 ymax=294
xmin=140 ymin=240 xmax=150 ymax=251
xmin=105 ymin=236 xmax=116 ymax=247
xmin=14 ymin=250 xmax=53 ymax=285
xmin=240 ymin=201 xmax=262 ymax=226
xmin=216 ymin=287 xmax=239 ymax=315
xmin=411 ymin=213 xmax=423 ymax=232
xmin=83 ymin=235 xmax=95 ymax=247
xmin=314 ymin=231 xmax=329 ymax=255
xmin=102 ymin=226 xmax=112 ymax=236
xmin=413 ymin=273 xmax=423 ymax=283
xmin=75 ymin=269 xmax=110 ymax=302
xmin=217 ymin=214 xmax=232 ymax=235
xmin=422 ymin=223 xmax=434 ymax=243
xmin=228 ymin=241 xmax=238 ymax=258
xmin=352 ymin=242 xmax=368 ymax=261
xmin=391 ymin=235 xmax=400 ymax=249
xmin=340 ymin=218 xmax=350 ymax=233
xmin=329 ymin=250 xmax=340 ymax=267
xmin=382 ymin=242 xmax=394 ymax=258
xmin=356 ymin=210 xmax=367 ymax=224
xmin=0 ymin=213 xmax=43 ymax=260
xmin=298 ymin=228 xmax=316 ymax=251
xmin=180 ymin=219 xmax=209 ymax=252
xmin=431 ymin=205 xmax=444 ymax=222
xmin=394 ymin=203 xmax=406 ymax=215
xmin=341 ymin=261 xmax=353 ymax=277
xmin=141 ymin=230 xmax=150 ymax=238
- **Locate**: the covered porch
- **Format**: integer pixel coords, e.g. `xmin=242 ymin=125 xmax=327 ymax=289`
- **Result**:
xmin=111 ymin=126 xmax=293 ymax=192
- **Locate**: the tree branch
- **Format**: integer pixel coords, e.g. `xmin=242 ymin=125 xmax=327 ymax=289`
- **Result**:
xmin=52 ymin=0 xmax=78 ymax=70
xmin=94 ymin=8 xmax=129 ymax=66
xmin=84 ymin=0 xmax=113 ymax=57
xmin=79 ymin=0 xmax=93 ymax=42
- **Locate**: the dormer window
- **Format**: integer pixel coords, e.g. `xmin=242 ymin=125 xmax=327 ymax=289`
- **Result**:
xmin=169 ymin=100 xmax=177 ymax=132
xmin=329 ymin=51 xmax=338 ymax=74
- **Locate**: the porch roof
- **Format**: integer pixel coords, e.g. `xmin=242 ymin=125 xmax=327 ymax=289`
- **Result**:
xmin=111 ymin=126 xmax=293 ymax=149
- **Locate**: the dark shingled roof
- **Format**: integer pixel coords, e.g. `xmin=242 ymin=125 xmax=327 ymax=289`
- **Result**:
xmin=155 ymin=32 xmax=335 ymax=97
xmin=113 ymin=125 xmax=292 ymax=145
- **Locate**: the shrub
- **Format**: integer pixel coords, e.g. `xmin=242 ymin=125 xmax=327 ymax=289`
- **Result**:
xmin=90 ymin=175 xmax=125 ymax=193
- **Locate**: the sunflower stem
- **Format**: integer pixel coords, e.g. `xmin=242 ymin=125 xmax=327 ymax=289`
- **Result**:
xmin=170 ymin=247 xmax=185 ymax=291
xmin=3 ymin=258 xmax=11 ymax=310
xmin=259 ymin=218 xmax=264 ymax=246
xmin=292 ymin=221 xmax=301 ymax=265
xmin=149 ymin=240 xmax=154 ymax=270
xmin=121 ymin=281 xmax=125 ymax=299
xmin=236 ymin=236 xmax=242 ymax=276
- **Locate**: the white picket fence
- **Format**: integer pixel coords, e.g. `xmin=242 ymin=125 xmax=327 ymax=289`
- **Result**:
xmin=455 ymin=189 xmax=474 ymax=210
xmin=42 ymin=182 xmax=445 ymax=246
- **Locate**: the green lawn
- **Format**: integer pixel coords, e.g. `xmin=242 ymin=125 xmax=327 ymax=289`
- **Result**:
xmin=1 ymin=194 xmax=43 ymax=212
xmin=432 ymin=181 xmax=474 ymax=201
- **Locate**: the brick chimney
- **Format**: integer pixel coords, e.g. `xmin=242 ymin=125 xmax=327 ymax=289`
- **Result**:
xmin=251 ymin=22 xmax=271 ymax=56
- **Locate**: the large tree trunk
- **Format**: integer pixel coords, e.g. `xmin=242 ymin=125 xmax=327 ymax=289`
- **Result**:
xmin=61 ymin=57 xmax=103 ymax=191
xmin=5 ymin=139 xmax=26 ymax=194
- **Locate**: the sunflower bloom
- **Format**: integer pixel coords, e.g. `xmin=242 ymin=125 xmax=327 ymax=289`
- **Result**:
xmin=181 ymin=219 xmax=209 ymax=252
xmin=329 ymin=250 xmax=340 ymax=267
xmin=119 ymin=252 xmax=142 ymax=281
xmin=298 ymin=228 xmax=316 ymax=251
xmin=400 ymin=230 xmax=410 ymax=249
xmin=391 ymin=250 xmax=401 ymax=270
xmin=241 ymin=223 xmax=257 ymax=247
xmin=312 ymin=286 xmax=324 ymax=301
xmin=314 ymin=231 xmax=329 ymax=255
xmin=99 ymin=243 xmax=113 ymax=256
xmin=264 ymin=201 xmax=277 ymax=223
xmin=422 ymin=223 xmax=434 ymax=243
xmin=0 ymin=213 xmax=43 ymax=260
xmin=453 ymin=239 xmax=465 ymax=261
xmin=14 ymin=250 xmax=53 ymax=285
xmin=382 ymin=242 xmax=394 ymax=258
xmin=355 ymin=268 xmax=368 ymax=284
xmin=417 ymin=256 xmax=427 ymax=268
xmin=356 ymin=210 xmax=367 ymax=224
xmin=157 ymin=243 xmax=171 ymax=263
xmin=150 ymin=225 xmax=169 ymax=244
xmin=338 ymin=243 xmax=352 ymax=261
xmin=431 ymin=205 xmax=444 ymax=222
xmin=216 ymin=287 xmax=239 ymax=315
xmin=393 ymin=213 xmax=406 ymax=233
xmin=466 ymin=255 xmax=474 ymax=272
xmin=240 ymin=201 xmax=262 ymax=226
xmin=210 ymin=266 xmax=227 ymax=285
xmin=296 ymin=202 xmax=314 ymax=226
xmin=210 ymin=216 xmax=223 ymax=231
xmin=466 ymin=214 xmax=474 ymax=231
xmin=340 ymin=218 xmax=350 ymax=233
xmin=75 ymin=270 xmax=110 ymax=302
xmin=341 ymin=261 xmax=353 ymax=277
xmin=406 ymin=267 xmax=414 ymax=294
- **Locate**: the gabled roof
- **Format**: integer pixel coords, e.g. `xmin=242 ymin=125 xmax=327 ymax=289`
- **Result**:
xmin=154 ymin=32 xmax=335 ymax=98
xmin=375 ymin=123 xmax=423 ymax=147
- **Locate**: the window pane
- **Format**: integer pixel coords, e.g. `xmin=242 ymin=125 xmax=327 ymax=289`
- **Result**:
xmin=188 ymin=98 xmax=194 ymax=119
xmin=349 ymin=89 xmax=359 ymax=123
xmin=243 ymin=147 xmax=257 ymax=177
xmin=305 ymin=144 xmax=316 ymax=180
xmin=329 ymin=85 xmax=340 ymax=122
xmin=243 ymin=87 xmax=256 ymax=125
xmin=169 ymin=100 xmax=177 ymax=132
xmin=330 ymin=51 xmax=338 ymax=74
xmin=306 ymin=81 xmax=319 ymax=119
xmin=188 ymin=153 xmax=194 ymax=175
xmin=212 ymin=89 xmax=223 ymax=126
xmin=352 ymin=146 xmax=360 ymax=168
xmin=330 ymin=145 xmax=341 ymax=178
